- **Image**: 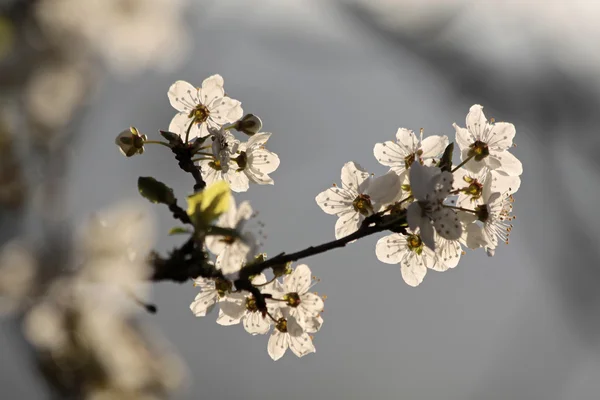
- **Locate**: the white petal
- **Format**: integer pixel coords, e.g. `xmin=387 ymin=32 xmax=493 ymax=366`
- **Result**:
xmin=247 ymin=132 xmax=271 ymax=148
xmin=209 ymin=97 xmax=243 ymax=125
xmin=375 ymin=234 xmax=407 ymax=264
xmin=340 ymin=161 xmax=369 ymax=192
xmin=490 ymin=170 xmax=521 ymax=195
xmin=420 ymin=221 xmax=435 ymax=251
xmin=199 ymin=74 xmax=224 ymax=106
xmin=465 ymin=104 xmax=487 ymax=139
xmin=189 ymin=290 xmax=218 ymax=317
xmin=465 ymin=223 xmax=487 ymax=249
xmin=300 ymin=292 xmax=324 ymax=315
xmin=366 ymin=172 xmax=401 ymax=207
xmin=216 ymin=305 xmax=244 ymax=326
xmin=487 ymin=122 xmax=515 ymax=151
xmin=400 ymin=253 xmax=427 ymax=287
xmin=420 ymin=135 xmax=449 ymax=159
xmin=251 ymin=273 xmax=267 ymax=285
xmin=395 ymin=128 xmax=418 ymax=152
xmin=168 ymin=112 xmax=195 ymax=139
xmin=219 ymin=300 xmax=246 ymax=321
xmin=315 ymin=187 xmax=355 ymax=216
xmin=408 ymin=162 xmax=439 ymax=200
xmin=267 ymin=330 xmax=289 ymax=361
xmin=491 ymin=150 xmax=522 ymax=177
xmin=284 ymin=264 xmax=312 ymax=294
xmin=433 ymin=237 xmax=462 ymax=271
xmin=432 ymin=208 xmax=462 ymax=241
xmin=406 ymin=202 xmax=424 ymax=232
xmin=304 ymin=315 xmax=323 ymax=333
xmin=334 ymin=210 xmax=362 ymax=239
xmin=226 ymin=170 xmax=250 ymax=193
xmin=289 ymin=333 xmax=316 ymax=358
xmin=453 ymin=123 xmax=473 ymax=151
xmin=373 ymin=141 xmax=408 ymax=174
xmin=247 ymin=148 xmax=280 ymax=175
xmin=235 ymin=201 xmax=253 ymax=226
xmin=168 ymin=80 xmax=198 ymax=112
xmin=243 ymin=312 xmax=271 ymax=335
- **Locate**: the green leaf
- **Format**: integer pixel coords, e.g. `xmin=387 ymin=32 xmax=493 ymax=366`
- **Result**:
xmin=138 ymin=177 xmax=176 ymax=205
xmin=159 ymin=130 xmax=183 ymax=145
xmin=168 ymin=226 xmax=192 ymax=235
xmin=437 ymin=142 xmax=454 ymax=172
xmin=186 ymin=181 xmax=231 ymax=227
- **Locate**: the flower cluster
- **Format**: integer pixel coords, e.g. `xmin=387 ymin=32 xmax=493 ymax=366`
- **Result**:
xmin=317 ymin=105 xmax=521 ymax=286
xmin=190 ymin=263 xmax=324 ymax=361
xmin=167 ymin=75 xmax=280 ymax=192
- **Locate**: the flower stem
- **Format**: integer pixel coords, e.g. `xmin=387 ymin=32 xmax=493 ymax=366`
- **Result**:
xmin=144 ymin=140 xmax=171 ymax=148
xmin=185 ymin=120 xmax=194 ymax=144
xmin=444 ymin=204 xmax=477 ymax=214
xmin=451 ymin=155 xmax=474 ymax=173
xmin=254 ymin=277 xmax=277 ymax=287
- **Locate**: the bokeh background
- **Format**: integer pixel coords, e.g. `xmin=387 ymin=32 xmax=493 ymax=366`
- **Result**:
xmin=2 ymin=0 xmax=600 ymax=399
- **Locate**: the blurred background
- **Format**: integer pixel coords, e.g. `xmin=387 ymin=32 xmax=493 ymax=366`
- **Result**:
xmin=1 ymin=0 xmax=600 ymax=398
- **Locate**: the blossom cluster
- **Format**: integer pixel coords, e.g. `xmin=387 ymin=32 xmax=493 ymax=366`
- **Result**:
xmin=190 ymin=263 xmax=324 ymax=361
xmin=316 ymin=104 xmax=521 ymax=286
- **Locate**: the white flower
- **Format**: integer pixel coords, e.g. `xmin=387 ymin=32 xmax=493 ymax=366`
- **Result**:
xmin=406 ymin=162 xmax=462 ymax=250
xmin=374 ymin=128 xmax=448 ymax=175
xmin=216 ymin=274 xmax=275 ymax=335
xmin=267 ymin=309 xmax=315 ymax=361
xmin=168 ymin=75 xmax=243 ymax=141
xmin=465 ymin=190 xmax=515 ymax=256
xmin=36 ymin=0 xmax=189 ymax=75
xmin=453 ymin=167 xmax=520 ymax=209
xmin=432 ymin=234 xmax=462 ymax=271
xmin=197 ymin=128 xmax=247 ymax=192
xmin=275 ymin=264 xmax=324 ymax=330
xmin=453 ymin=104 xmax=522 ymax=176
xmin=233 ymin=132 xmax=281 ymax=186
xmin=205 ymin=197 xmax=257 ymax=275
xmin=315 ymin=162 xmax=401 ymax=239
xmin=189 ymin=276 xmax=234 ymax=317
xmin=376 ymin=229 xmax=437 ymax=287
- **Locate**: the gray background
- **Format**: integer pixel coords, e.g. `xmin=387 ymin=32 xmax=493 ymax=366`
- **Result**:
xmin=2 ymin=0 xmax=600 ymax=399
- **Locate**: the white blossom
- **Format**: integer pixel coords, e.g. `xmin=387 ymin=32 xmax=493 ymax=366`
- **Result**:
xmin=275 ymin=264 xmax=324 ymax=330
xmin=453 ymin=104 xmax=522 ymax=176
xmin=406 ymin=161 xmax=461 ymax=250
xmin=453 ymin=167 xmax=520 ymax=208
xmin=267 ymin=309 xmax=315 ymax=361
xmin=189 ymin=276 xmax=234 ymax=317
xmin=205 ymin=197 xmax=257 ymax=275
xmin=168 ymin=75 xmax=243 ymax=141
xmin=374 ymin=128 xmax=448 ymax=175
xmin=233 ymin=132 xmax=281 ymax=186
xmin=316 ymin=161 xmax=401 ymax=239
xmin=376 ymin=229 xmax=437 ymax=287
xmin=197 ymin=128 xmax=247 ymax=192
xmin=216 ymin=274 xmax=275 ymax=335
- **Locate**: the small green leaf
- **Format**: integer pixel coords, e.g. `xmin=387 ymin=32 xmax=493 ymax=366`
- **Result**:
xmin=190 ymin=136 xmax=210 ymax=153
xmin=168 ymin=226 xmax=192 ymax=235
xmin=159 ymin=130 xmax=183 ymax=145
xmin=186 ymin=181 xmax=231 ymax=227
xmin=138 ymin=177 xmax=176 ymax=205
xmin=438 ymin=142 xmax=454 ymax=172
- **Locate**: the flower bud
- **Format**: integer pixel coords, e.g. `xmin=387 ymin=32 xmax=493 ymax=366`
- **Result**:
xmin=234 ymin=114 xmax=262 ymax=136
xmin=116 ymin=127 xmax=146 ymax=157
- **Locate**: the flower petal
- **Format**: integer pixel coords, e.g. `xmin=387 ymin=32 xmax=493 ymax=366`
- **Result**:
xmin=432 ymin=208 xmax=462 ymax=241
xmin=406 ymin=202 xmax=423 ymax=232
xmin=453 ymin=123 xmax=473 ymax=151
xmin=420 ymin=135 xmax=449 ymax=159
xmin=243 ymin=312 xmax=271 ymax=335
xmin=199 ymin=74 xmax=224 ymax=106
xmin=334 ymin=210 xmax=361 ymax=239
xmin=373 ymin=141 xmax=408 ymax=174
xmin=395 ymin=128 xmax=418 ymax=152
xmin=189 ymin=290 xmax=218 ymax=317
xmin=300 ymin=292 xmax=324 ymax=315
xmin=216 ymin=306 xmax=244 ymax=326
xmin=284 ymin=264 xmax=312 ymax=294
xmin=289 ymin=333 xmax=316 ymax=358
xmin=466 ymin=104 xmax=487 ymax=140
xmin=400 ymin=253 xmax=427 ymax=287
xmin=340 ymin=161 xmax=369 ymax=192
xmin=248 ymin=148 xmax=280 ymax=175
xmin=487 ymin=122 xmax=515 ymax=151
xmin=267 ymin=330 xmax=289 ymax=361
xmin=376 ymin=234 xmax=406 ymax=264
xmin=366 ymin=172 xmax=401 ymax=207
xmin=168 ymin=80 xmax=198 ymax=112
xmin=315 ymin=187 xmax=355 ymax=216
xmin=490 ymin=150 xmax=522 ymax=177
xmin=209 ymin=97 xmax=243 ymax=125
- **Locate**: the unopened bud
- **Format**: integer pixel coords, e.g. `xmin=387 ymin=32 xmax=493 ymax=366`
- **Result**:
xmin=116 ymin=127 xmax=146 ymax=157
xmin=272 ymin=261 xmax=293 ymax=278
xmin=234 ymin=114 xmax=262 ymax=136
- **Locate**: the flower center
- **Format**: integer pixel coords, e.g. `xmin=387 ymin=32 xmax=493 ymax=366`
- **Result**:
xmin=189 ymin=104 xmax=210 ymax=124
xmin=215 ymin=278 xmax=232 ymax=298
xmin=209 ymin=159 xmax=222 ymax=171
xmin=283 ymin=292 xmax=302 ymax=308
xmin=275 ymin=317 xmax=288 ymax=333
xmin=407 ymin=234 xmax=423 ymax=255
xmin=245 ymin=296 xmax=258 ymax=312
xmin=404 ymin=150 xmax=423 ymax=169
xmin=461 ymin=176 xmax=483 ymax=200
xmin=468 ymin=140 xmax=490 ymax=161
xmin=234 ymin=151 xmax=248 ymax=171
xmin=475 ymin=204 xmax=490 ymax=223
xmin=352 ymin=194 xmax=373 ymax=216
xmin=220 ymin=235 xmax=236 ymax=245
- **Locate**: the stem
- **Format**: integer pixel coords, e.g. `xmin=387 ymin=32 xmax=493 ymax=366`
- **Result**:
xmin=451 ymin=155 xmax=474 ymax=173
xmin=144 ymin=140 xmax=171 ymax=148
xmin=444 ymin=204 xmax=477 ymax=214
xmin=254 ymin=277 xmax=277 ymax=287
xmin=185 ymin=120 xmax=194 ymax=144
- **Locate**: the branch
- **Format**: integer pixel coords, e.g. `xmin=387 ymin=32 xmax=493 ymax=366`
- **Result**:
xmin=172 ymin=145 xmax=206 ymax=192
